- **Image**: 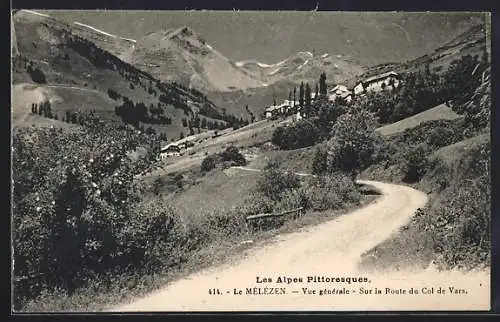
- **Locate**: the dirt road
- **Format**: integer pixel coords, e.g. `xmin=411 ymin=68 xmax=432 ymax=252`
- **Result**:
xmin=109 ymin=179 xmax=490 ymax=311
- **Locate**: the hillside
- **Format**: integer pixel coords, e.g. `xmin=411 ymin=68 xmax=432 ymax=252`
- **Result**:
xmin=343 ymin=22 xmax=488 ymax=89
xmin=376 ymin=104 xmax=462 ymax=136
xmin=11 ymin=10 xmax=232 ymax=140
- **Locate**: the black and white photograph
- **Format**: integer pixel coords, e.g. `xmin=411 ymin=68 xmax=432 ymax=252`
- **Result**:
xmin=11 ymin=9 xmax=491 ymax=312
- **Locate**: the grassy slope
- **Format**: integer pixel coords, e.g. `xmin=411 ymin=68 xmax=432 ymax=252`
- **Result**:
xmin=376 ymin=104 xmax=462 ymax=136
xmin=358 ymin=132 xmax=490 ymax=272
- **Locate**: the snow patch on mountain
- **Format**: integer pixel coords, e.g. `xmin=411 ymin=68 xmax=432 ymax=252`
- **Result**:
xmin=22 ymin=10 xmax=50 ymax=18
xmin=268 ymin=67 xmax=281 ymax=75
xmin=297 ymin=60 xmax=309 ymax=70
xmin=73 ymin=22 xmax=118 ymax=38
xmin=73 ymin=21 xmax=137 ymax=43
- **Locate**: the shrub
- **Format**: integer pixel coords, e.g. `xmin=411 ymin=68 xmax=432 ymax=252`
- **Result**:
xmin=256 ymin=161 xmax=301 ymax=202
xmin=304 ymin=173 xmax=361 ymax=211
xmin=200 ymin=155 xmax=217 ymax=172
xmin=274 ymin=186 xmax=310 ymax=213
xmin=402 ymin=143 xmax=430 ymax=183
xmin=311 ymin=147 xmax=328 ymax=175
xmin=271 ymin=120 xmax=320 ymax=150
xmin=12 ymin=121 xmax=163 ymax=308
xmin=422 ymin=140 xmax=490 ymax=270
xmin=200 ymin=146 xmax=247 ymax=172
xmin=27 ymin=65 xmax=47 ymax=84
xmin=220 ymin=146 xmax=247 ymax=166
xmin=326 ymin=107 xmax=380 ymax=177
xmin=123 ymin=200 xmax=186 ymax=273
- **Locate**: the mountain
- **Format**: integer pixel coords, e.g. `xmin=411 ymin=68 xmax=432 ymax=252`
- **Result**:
xmin=236 ymin=51 xmax=364 ymax=87
xmin=42 ymin=11 xmax=486 ymax=68
xmin=11 ymin=10 xmax=230 ymax=140
xmin=121 ymin=25 xmax=364 ymax=93
xmin=121 ymin=26 xmax=265 ymax=92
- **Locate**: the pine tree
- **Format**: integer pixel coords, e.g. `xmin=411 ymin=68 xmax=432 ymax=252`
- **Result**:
xmin=319 ymin=72 xmax=327 ymax=97
xmin=299 ymin=82 xmax=305 ymax=107
xmin=289 ymin=90 xmax=292 ymax=104
xmin=293 ymin=87 xmax=297 ymax=106
xmin=305 ymin=83 xmax=312 ymax=116
xmin=315 ymin=83 xmax=319 ymax=100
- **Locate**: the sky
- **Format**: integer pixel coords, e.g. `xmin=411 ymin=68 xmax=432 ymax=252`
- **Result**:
xmin=42 ymin=10 xmax=486 ymax=67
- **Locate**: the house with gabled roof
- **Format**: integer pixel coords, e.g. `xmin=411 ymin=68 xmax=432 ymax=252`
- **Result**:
xmin=353 ymin=71 xmax=401 ymax=95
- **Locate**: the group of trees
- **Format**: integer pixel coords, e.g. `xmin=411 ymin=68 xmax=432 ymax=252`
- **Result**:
xmin=283 ymin=72 xmax=328 ymax=118
xmin=181 ymin=114 xmax=227 ymax=135
xmin=115 ymin=97 xmax=172 ymax=128
xmin=31 ymin=101 xmax=53 ymax=118
xmin=26 ymin=63 xmax=47 ymax=84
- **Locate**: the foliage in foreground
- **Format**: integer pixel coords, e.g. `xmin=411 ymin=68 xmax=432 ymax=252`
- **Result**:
xmin=12 ymin=120 xmax=165 ymax=309
xmin=246 ymin=160 xmax=361 ymax=216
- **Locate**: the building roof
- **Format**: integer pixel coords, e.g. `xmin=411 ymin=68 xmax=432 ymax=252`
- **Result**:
xmin=330 ymin=84 xmax=349 ymax=92
xmin=161 ymin=143 xmax=180 ymax=151
xmin=358 ymin=71 xmax=399 ymax=85
xmin=266 ymin=102 xmax=290 ymax=112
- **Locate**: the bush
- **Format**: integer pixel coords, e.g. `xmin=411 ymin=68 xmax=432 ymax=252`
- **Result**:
xmin=27 ymin=65 xmax=47 ymax=84
xmin=303 ymin=173 xmax=361 ymax=211
xmin=326 ymin=107 xmax=380 ymax=177
xmin=271 ymin=120 xmax=320 ymax=150
xmin=256 ymin=161 xmax=301 ymax=202
xmin=220 ymin=146 xmax=247 ymax=166
xmin=419 ymin=140 xmax=490 ymax=270
xmin=200 ymin=155 xmax=217 ymax=172
xmin=12 ymin=121 xmax=162 ymax=308
xmin=311 ymin=147 xmax=328 ymax=175
xmin=200 ymin=146 xmax=247 ymax=172
xmin=124 ymin=200 xmax=186 ymax=273
xmin=402 ymin=143 xmax=430 ymax=183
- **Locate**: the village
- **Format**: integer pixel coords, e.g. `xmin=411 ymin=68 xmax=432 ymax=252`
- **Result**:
xmin=159 ymin=70 xmax=401 ymax=159
xmin=264 ymin=70 xmax=401 ymax=120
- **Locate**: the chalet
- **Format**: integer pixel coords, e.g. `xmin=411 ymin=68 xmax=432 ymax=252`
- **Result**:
xmin=265 ymin=101 xmax=292 ymax=119
xmin=160 ymin=144 xmax=181 ymax=158
xmin=353 ymin=71 xmax=401 ymax=95
xmin=178 ymin=140 xmax=195 ymax=150
xmin=328 ymin=85 xmax=353 ymax=104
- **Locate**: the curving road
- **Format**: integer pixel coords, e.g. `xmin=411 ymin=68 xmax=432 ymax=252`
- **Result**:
xmin=109 ymin=172 xmax=490 ymax=311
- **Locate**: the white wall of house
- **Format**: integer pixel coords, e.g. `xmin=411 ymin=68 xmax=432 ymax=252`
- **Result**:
xmin=354 ymin=76 xmax=400 ymax=95
xmin=354 ymin=83 xmax=364 ymax=95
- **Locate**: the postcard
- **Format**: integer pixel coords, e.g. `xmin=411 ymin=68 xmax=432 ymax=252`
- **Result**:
xmin=11 ymin=9 xmax=491 ymax=312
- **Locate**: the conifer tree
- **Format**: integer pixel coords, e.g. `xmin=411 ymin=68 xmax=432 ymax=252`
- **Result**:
xmin=319 ymin=72 xmax=327 ymax=97
xmin=299 ymin=82 xmax=305 ymax=107
xmin=305 ymin=83 xmax=312 ymax=116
